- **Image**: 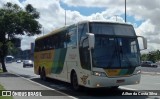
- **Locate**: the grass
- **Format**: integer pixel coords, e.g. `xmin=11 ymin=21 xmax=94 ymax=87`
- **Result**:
xmin=0 ymin=84 xmax=4 ymax=89
xmin=0 ymin=71 xmax=13 ymax=99
xmin=0 ymin=84 xmax=13 ymax=99
xmin=0 ymin=69 xmax=3 ymax=73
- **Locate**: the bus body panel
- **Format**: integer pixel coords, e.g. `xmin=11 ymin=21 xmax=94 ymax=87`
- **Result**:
xmin=89 ymin=73 xmax=140 ymax=88
xmin=83 ymin=66 xmax=141 ymax=88
xmin=64 ymin=47 xmax=92 ymax=86
xmin=34 ymin=50 xmax=54 ymax=75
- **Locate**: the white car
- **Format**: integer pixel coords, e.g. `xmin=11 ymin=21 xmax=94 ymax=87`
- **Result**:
xmin=16 ymin=60 xmax=21 ymax=63
xmin=23 ymin=60 xmax=33 ymax=68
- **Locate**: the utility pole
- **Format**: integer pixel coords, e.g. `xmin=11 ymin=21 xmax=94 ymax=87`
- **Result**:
xmin=125 ymin=0 xmax=127 ymax=22
xmin=65 ymin=9 xmax=66 ymax=26
xmin=43 ymin=27 xmax=44 ymax=35
xmin=115 ymin=15 xmax=118 ymax=21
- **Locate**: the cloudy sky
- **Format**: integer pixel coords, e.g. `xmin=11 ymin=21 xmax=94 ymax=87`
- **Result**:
xmin=0 ymin=0 xmax=160 ymax=53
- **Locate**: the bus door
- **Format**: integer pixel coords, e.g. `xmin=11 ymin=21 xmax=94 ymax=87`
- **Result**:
xmin=65 ymin=25 xmax=79 ymax=81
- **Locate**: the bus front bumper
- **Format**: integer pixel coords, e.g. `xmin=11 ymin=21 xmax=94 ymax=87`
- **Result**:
xmin=86 ymin=74 xmax=141 ymax=88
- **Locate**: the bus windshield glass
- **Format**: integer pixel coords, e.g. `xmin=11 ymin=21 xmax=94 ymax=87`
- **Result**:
xmin=89 ymin=22 xmax=136 ymax=36
xmin=90 ymin=23 xmax=140 ymax=68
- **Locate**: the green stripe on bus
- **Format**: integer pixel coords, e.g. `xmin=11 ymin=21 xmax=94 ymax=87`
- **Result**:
xmin=119 ymin=69 xmax=128 ymax=76
xmin=52 ymin=48 xmax=67 ymax=74
xmin=126 ymin=68 xmax=135 ymax=75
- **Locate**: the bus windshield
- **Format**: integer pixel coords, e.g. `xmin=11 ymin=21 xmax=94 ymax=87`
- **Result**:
xmin=89 ymin=22 xmax=136 ymax=36
xmin=90 ymin=23 xmax=140 ymax=68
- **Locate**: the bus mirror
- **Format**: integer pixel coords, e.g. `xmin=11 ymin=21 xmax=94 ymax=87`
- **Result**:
xmin=138 ymin=36 xmax=147 ymax=50
xmin=87 ymin=33 xmax=95 ymax=50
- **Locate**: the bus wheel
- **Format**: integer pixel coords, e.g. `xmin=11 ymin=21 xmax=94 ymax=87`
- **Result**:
xmin=111 ymin=86 xmax=119 ymax=90
xmin=38 ymin=67 xmax=41 ymax=75
xmin=40 ymin=68 xmax=46 ymax=81
xmin=71 ymin=72 xmax=80 ymax=91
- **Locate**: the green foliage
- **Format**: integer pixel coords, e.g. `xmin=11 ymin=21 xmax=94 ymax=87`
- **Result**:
xmin=0 ymin=2 xmax=42 ymax=72
xmin=0 ymin=2 xmax=41 ymax=37
xmin=0 ymin=69 xmax=3 ymax=73
xmin=141 ymin=50 xmax=160 ymax=63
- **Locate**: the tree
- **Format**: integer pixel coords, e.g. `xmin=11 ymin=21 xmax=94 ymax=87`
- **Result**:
xmin=0 ymin=2 xmax=41 ymax=72
xmin=141 ymin=54 xmax=148 ymax=61
xmin=141 ymin=50 xmax=160 ymax=63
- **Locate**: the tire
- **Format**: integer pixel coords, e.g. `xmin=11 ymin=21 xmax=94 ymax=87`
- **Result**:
xmin=38 ymin=67 xmax=41 ymax=75
xmin=71 ymin=72 xmax=80 ymax=91
xmin=40 ymin=68 xmax=46 ymax=81
xmin=111 ymin=86 xmax=119 ymax=90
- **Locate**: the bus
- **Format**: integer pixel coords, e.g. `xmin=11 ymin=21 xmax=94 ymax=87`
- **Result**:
xmin=5 ymin=55 xmax=14 ymax=63
xmin=34 ymin=20 xmax=147 ymax=90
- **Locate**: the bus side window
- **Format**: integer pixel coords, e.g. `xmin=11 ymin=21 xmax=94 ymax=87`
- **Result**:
xmin=52 ymin=36 xmax=55 ymax=49
xmin=78 ymin=23 xmax=88 ymax=47
xmin=78 ymin=23 xmax=91 ymax=70
xmin=67 ymin=26 xmax=77 ymax=48
xmin=60 ymin=31 xmax=67 ymax=48
xmin=39 ymin=40 xmax=43 ymax=51
xmin=48 ymin=36 xmax=52 ymax=49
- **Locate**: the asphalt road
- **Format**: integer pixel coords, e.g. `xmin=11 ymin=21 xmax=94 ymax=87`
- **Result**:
xmin=4 ymin=62 xmax=160 ymax=99
xmin=141 ymin=66 xmax=160 ymax=74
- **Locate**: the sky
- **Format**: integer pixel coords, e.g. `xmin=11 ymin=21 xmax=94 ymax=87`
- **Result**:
xmin=0 ymin=0 xmax=160 ymax=53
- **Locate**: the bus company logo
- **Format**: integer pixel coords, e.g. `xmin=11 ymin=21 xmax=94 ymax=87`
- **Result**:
xmin=69 ymin=54 xmax=76 ymax=59
xmin=2 ymin=91 xmax=11 ymax=96
xmin=40 ymin=53 xmax=51 ymax=59
xmin=80 ymin=75 xmax=88 ymax=85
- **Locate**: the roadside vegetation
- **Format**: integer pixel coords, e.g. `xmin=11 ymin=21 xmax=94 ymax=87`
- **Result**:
xmin=141 ymin=50 xmax=160 ymax=63
xmin=0 ymin=2 xmax=42 ymax=72
xmin=0 ymin=69 xmax=13 ymax=99
xmin=0 ymin=69 xmax=3 ymax=73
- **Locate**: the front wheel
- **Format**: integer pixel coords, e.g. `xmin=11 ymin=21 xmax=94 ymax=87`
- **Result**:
xmin=110 ymin=86 xmax=119 ymax=90
xmin=71 ymin=72 xmax=80 ymax=91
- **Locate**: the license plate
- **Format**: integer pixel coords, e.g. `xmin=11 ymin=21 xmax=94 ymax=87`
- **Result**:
xmin=116 ymin=79 xmax=125 ymax=83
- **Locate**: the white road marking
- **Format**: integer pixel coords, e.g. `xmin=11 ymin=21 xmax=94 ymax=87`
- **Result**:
xmin=10 ymin=72 xmax=78 ymax=99
xmin=141 ymin=72 xmax=160 ymax=75
xmin=119 ymin=86 xmax=137 ymax=90
xmin=155 ymin=83 xmax=160 ymax=85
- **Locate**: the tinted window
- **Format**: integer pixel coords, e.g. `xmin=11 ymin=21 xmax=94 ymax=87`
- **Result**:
xmin=78 ymin=23 xmax=88 ymax=46
xmin=90 ymin=22 xmax=136 ymax=36
xmin=78 ymin=23 xmax=91 ymax=70
xmin=67 ymin=25 xmax=77 ymax=48
xmin=35 ymin=29 xmax=67 ymax=52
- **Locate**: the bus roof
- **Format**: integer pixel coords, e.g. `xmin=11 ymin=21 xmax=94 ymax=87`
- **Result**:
xmin=35 ymin=20 xmax=132 ymax=41
xmin=35 ymin=26 xmax=68 ymax=41
xmin=6 ymin=55 xmax=14 ymax=58
xmin=78 ymin=20 xmax=132 ymax=26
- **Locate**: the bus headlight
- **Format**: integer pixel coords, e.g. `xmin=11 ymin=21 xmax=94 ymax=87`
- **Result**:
xmin=93 ymin=71 xmax=106 ymax=77
xmin=133 ymin=69 xmax=141 ymax=75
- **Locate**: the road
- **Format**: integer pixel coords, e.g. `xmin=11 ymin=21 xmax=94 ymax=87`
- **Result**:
xmin=4 ymin=62 xmax=160 ymax=99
